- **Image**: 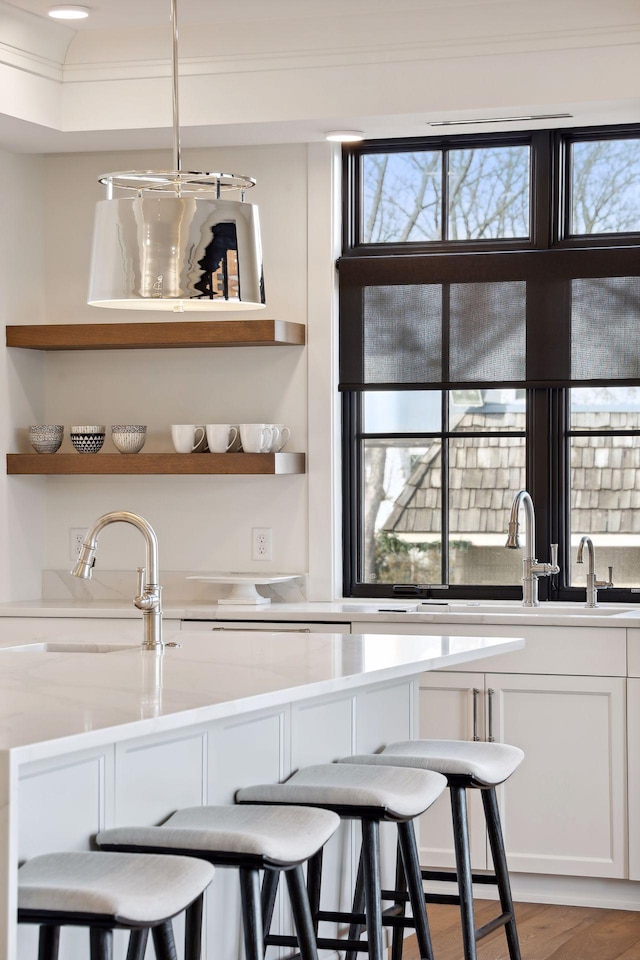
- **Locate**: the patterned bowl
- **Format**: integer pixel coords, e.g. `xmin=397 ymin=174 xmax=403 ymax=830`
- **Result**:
xmin=70 ymin=425 xmax=105 ymax=454
xmin=111 ymin=425 xmax=147 ymax=454
xmin=28 ymin=425 xmax=64 ymax=454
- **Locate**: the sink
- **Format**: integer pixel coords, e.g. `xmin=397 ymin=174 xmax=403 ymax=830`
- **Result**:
xmin=0 ymin=642 xmax=139 ymax=654
xmin=439 ymin=603 xmax=639 ymax=618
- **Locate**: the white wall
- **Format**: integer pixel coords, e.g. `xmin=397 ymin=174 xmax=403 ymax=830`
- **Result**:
xmin=2 ymin=145 xmax=339 ymax=599
xmin=0 ymin=147 xmax=47 ymax=600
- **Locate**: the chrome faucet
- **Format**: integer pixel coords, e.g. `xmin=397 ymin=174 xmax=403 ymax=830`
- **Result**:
xmin=71 ymin=511 xmax=163 ymax=651
xmin=576 ymin=536 xmax=614 ymax=608
xmin=505 ymin=490 xmax=560 ymax=606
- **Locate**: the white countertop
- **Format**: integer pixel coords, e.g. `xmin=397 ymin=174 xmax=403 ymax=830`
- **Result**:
xmin=0 ymin=630 xmax=523 ymax=758
xmin=1 ymin=598 xmax=640 ymax=626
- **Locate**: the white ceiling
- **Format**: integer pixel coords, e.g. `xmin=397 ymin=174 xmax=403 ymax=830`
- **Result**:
xmin=1 ymin=0 xmax=639 ymax=154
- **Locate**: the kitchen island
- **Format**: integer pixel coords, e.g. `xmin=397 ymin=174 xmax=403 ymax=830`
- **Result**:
xmin=0 ymin=628 xmax=524 ymax=960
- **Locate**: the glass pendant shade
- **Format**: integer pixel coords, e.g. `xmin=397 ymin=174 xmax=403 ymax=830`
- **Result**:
xmin=88 ymin=184 xmax=265 ymax=311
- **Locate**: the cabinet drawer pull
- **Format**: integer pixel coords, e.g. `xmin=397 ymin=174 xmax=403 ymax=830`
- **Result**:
xmin=487 ymin=687 xmax=495 ymax=742
xmin=211 ymin=626 xmax=312 ymax=633
xmin=472 ymin=688 xmax=480 ymax=741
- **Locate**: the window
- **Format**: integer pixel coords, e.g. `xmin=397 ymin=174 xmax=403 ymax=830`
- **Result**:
xmin=340 ymin=125 xmax=640 ymax=600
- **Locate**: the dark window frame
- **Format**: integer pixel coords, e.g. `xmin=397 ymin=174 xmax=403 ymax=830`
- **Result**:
xmin=340 ymin=123 xmax=640 ymax=602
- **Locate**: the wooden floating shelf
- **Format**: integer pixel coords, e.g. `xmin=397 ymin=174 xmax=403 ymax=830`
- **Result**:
xmin=5 ymin=319 xmax=305 ymax=351
xmin=7 ymin=453 xmax=306 ymax=476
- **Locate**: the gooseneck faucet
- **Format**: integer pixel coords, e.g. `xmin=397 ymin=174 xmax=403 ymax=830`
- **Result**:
xmin=505 ymin=490 xmax=560 ymax=606
xmin=71 ymin=511 xmax=163 ymax=651
xmin=576 ymin=536 xmax=614 ymax=609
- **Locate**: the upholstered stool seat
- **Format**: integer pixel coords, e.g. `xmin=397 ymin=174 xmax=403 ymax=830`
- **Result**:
xmin=236 ymin=763 xmax=448 ymax=960
xmin=340 ymin=740 xmax=525 ymax=960
xmin=97 ymin=804 xmax=340 ymax=960
xmin=343 ymin=739 xmax=523 ymax=785
xmin=18 ymin=850 xmax=214 ymax=960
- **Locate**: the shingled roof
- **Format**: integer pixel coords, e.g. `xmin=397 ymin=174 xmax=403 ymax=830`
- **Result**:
xmin=382 ymin=412 xmax=640 ymax=539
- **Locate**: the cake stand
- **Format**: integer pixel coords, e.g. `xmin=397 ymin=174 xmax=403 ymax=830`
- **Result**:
xmin=187 ymin=574 xmax=300 ymax=605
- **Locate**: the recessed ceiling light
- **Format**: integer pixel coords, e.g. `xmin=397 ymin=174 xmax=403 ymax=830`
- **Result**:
xmin=427 ymin=113 xmax=573 ymax=127
xmin=325 ymin=130 xmax=365 ymax=143
xmin=48 ymin=5 xmax=90 ymax=19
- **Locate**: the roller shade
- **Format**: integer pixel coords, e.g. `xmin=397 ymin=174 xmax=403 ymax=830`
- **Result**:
xmin=338 ymin=247 xmax=640 ymax=390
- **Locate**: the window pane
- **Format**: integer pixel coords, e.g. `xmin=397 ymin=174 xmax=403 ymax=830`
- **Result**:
xmin=450 ymin=389 xmax=526 ymax=431
xmin=569 ymin=435 xmax=640 ymax=588
xmin=362 ymin=152 xmax=441 ymax=243
xmin=571 ymin=386 xmax=640 ymax=430
xmin=363 ymin=440 xmax=442 ymax=584
xmin=570 ymin=138 xmax=640 ymax=235
xmin=364 ymin=391 xmax=442 ymax=433
xmin=449 ymin=436 xmax=525 ymax=585
xmin=447 ymin=146 xmax=530 ymax=240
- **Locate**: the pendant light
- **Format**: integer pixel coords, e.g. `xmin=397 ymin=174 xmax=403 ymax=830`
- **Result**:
xmin=87 ymin=0 xmax=265 ymax=312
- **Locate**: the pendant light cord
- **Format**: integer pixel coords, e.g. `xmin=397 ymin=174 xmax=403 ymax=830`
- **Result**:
xmin=171 ymin=0 xmax=181 ymax=172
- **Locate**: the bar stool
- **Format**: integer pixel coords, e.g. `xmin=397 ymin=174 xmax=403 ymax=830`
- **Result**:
xmin=341 ymin=739 xmax=524 ymax=960
xmin=96 ymin=803 xmax=340 ymax=960
xmin=235 ymin=762 xmax=448 ymax=960
xmin=18 ymin=850 xmax=214 ymax=960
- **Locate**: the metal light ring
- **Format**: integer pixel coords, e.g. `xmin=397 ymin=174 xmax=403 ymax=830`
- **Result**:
xmin=98 ymin=170 xmax=257 ymax=193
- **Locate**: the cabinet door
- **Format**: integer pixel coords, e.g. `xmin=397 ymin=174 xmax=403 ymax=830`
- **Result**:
xmin=488 ymin=673 xmax=627 ymax=878
xmin=417 ymin=672 xmax=487 ymax=869
xmin=627 ymin=679 xmax=640 ymax=879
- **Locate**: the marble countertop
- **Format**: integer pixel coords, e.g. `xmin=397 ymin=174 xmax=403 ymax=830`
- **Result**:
xmin=0 ymin=598 xmax=638 ymax=627
xmin=0 ymin=630 xmax=523 ymax=758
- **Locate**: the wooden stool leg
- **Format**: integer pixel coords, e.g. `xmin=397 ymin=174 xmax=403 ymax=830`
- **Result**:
xmin=126 ymin=928 xmax=149 ymax=960
xmin=346 ymin=848 xmax=365 ymax=960
xmin=239 ymin=867 xmax=264 ymax=960
xmin=38 ymin=925 xmax=60 ymax=960
xmin=185 ymin=893 xmax=205 ymax=960
xmin=261 ymin=868 xmax=280 ymax=944
xmin=450 ymin=784 xmax=478 ymax=960
xmin=483 ymin=788 xmax=522 ymax=960
xmin=361 ymin=819 xmax=384 ymax=960
xmin=90 ymin=929 xmax=114 ymax=960
xmin=151 ymin=920 xmax=178 ymax=960
xmin=390 ymin=838 xmax=407 ymax=960
xmin=306 ymin=848 xmax=323 ymax=937
xmin=285 ymin=864 xmax=319 ymax=960
xmin=397 ymin=820 xmax=434 ymax=960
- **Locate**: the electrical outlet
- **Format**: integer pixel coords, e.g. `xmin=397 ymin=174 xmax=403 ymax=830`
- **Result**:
xmin=252 ymin=527 xmax=272 ymax=562
xmin=69 ymin=528 xmax=88 ymax=562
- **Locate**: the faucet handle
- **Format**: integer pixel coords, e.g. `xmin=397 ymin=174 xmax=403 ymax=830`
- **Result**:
xmin=550 ymin=543 xmax=558 ymax=567
xmin=136 ymin=566 xmax=146 ymax=596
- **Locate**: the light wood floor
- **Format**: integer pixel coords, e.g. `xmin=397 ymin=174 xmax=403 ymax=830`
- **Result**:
xmin=401 ymin=900 xmax=640 ymax=960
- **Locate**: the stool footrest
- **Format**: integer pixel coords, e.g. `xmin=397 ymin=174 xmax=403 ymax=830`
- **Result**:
xmin=475 ymin=911 xmax=513 ymax=941
xmin=316 ymin=910 xmax=416 ymax=929
xmin=267 ymin=934 xmax=370 ymax=953
xmin=420 ymin=868 xmax=499 ymax=886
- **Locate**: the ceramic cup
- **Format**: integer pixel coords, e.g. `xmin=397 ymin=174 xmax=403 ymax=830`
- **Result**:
xmin=268 ymin=424 xmax=291 ymax=452
xmin=205 ymin=424 xmax=239 ymax=453
xmin=239 ymin=423 xmax=274 ymax=453
xmin=171 ymin=424 xmax=205 ymax=453
xmin=70 ymin=425 xmax=105 ymax=454
xmin=111 ymin=425 xmax=147 ymax=454
xmin=28 ymin=424 xmax=64 ymax=454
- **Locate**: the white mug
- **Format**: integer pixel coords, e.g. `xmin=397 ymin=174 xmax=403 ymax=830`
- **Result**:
xmin=239 ymin=423 xmax=274 ymax=453
xmin=269 ymin=424 xmax=291 ymax=452
xmin=171 ymin=424 xmax=205 ymax=453
xmin=206 ymin=424 xmax=239 ymax=453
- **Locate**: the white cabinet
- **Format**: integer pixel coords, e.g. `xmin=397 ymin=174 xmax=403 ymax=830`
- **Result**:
xmin=627 ymin=678 xmax=640 ymax=880
xmin=420 ymin=670 xmax=626 ymax=879
xmin=352 ymin=619 xmax=628 ymax=881
xmin=488 ymin=672 xmax=626 ymax=878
